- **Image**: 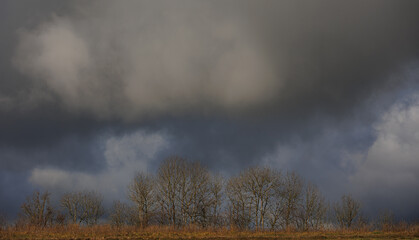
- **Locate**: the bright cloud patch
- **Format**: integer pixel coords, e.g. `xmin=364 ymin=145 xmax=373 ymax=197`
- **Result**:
xmin=29 ymin=130 xmax=169 ymax=199
xmin=349 ymin=95 xmax=419 ymax=217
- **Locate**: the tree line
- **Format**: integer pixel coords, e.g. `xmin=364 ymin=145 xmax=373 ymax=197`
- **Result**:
xmin=13 ymin=155 xmax=391 ymax=231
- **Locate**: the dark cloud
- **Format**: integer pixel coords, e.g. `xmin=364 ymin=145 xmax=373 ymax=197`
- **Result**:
xmin=250 ymin=1 xmax=419 ymax=117
xmin=1 ymin=0 xmax=419 ymax=220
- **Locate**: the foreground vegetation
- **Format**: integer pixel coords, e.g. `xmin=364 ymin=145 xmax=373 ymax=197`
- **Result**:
xmin=1 ymin=224 xmax=419 ymax=240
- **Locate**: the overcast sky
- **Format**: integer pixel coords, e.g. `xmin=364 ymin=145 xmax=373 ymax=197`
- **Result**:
xmin=1 ymin=0 xmax=419 ymax=221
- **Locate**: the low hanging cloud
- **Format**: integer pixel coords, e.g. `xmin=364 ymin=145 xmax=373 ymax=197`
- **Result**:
xmin=13 ymin=1 xmax=278 ymax=120
xmin=349 ymin=93 xmax=419 ymax=218
xmin=29 ymin=130 xmax=169 ymax=199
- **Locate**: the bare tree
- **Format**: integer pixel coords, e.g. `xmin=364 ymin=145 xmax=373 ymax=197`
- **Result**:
xmin=155 ymin=156 xmax=217 ymax=228
xmin=245 ymin=167 xmax=280 ymax=230
xmin=226 ymin=167 xmax=281 ymax=230
xmin=187 ymin=162 xmax=217 ymax=227
xmin=267 ymin=186 xmax=283 ymax=230
xmin=83 ymin=191 xmax=105 ymax=225
xmin=61 ymin=191 xmax=104 ymax=225
xmin=61 ymin=191 xmax=83 ymax=224
xmin=128 ymin=172 xmax=156 ymax=228
xmin=280 ymin=171 xmax=303 ymax=230
xmin=110 ymin=200 xmax=130 ymax=228
xmin=297 ymin=182 xmax=327 ymax=231
xmin=208 ymin=174 xmax=224 ymax=227
xmin=20 ymin=190 xmax=54 ymax=227
xmin=334 ymin=194 xmax=361 ymax=229
xmin=178 ymin=160 xmax=192 ymax=227
xmin=226 ymin=174 xmax=252 ymax=229
xmin=156 ymin=156 xmax=187 ymax=227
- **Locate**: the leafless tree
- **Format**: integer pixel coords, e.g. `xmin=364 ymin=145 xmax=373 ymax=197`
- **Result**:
xmin=61 ymin=191 xmax=104 ymax=225
xmin=178 ymin=159 xmax=191 ymax=226
xmin=156 ymin=156 xmax=217 ymax=228
xmin=267 ymin=187 xmax=283 ymax=230
xmin=296 ymin=182 xmax=327 ymax=231
xmin=156 ymin=156 xmax=187 ymax=227
xmin=280 ymin=171 xmax=303 ymax=230
xmin=20 ymin=190 xmax=54 ymax=227
xmin=126 ymin=205 xmax=140 ymax=226
xmin=334 ymin=194 xmax=361 ymax=229
xmin=128 ymin=172 xmax=156 ymax=228
xmin=61 ymin=191 xmax=83 ymax=224
xmin=245 ymin=167 xmax=280 ymax=230
xmin=110 ymin=200 xmax=130 ymax=228
xmin=83 ymin=191 xmax=105 ymax=225
xmin=227 ymin=167 xmax=281 ymax=230
xmin=208 ymin=174 xmax=224 ymax=227
xmin=187 ymin=162 xmax=217 ymax=227
xmin=226 ymin=173 xmax=252 ymax=229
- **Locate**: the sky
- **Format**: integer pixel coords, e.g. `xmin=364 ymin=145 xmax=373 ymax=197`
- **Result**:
xmin=1 ymin=0 xmax=419 ymax=221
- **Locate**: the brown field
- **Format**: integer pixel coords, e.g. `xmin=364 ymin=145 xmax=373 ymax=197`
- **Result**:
xmin=1 ymin=225 xmax=419 ymax=240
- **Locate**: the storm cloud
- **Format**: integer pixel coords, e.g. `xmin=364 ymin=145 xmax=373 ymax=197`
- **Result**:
xmin=12 ymin=1 xmax=279 ymax=119
xmin=1 ymin=0 xmax=419 ymax=220
xmin=10 ymin=1 xmax=419 ymax=119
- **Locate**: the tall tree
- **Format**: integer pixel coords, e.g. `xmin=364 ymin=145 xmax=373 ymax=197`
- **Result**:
xmin=83 ymin=191 xmax=105 ymax=225
xmin=227 ymin=167 xmax=282 ymax=230
xmin=186 ymin=162 xmax=214 ymax=227
xmin=297 ymin=183 xmax=327 ymax=231
xmin=208 ymin=174 xmax=224 ymax=227
xmin=245 ymin=167 xmax=280 ymax=230
xmin=156 ymin=156 xmax=187 ymax=227
xmin=226 ymin=174 xmax=252 ymax=229
xmin=280 ymin=171 xmax=303 ymax=230
xmin=128 ymin=172 xmax=156 ymax=228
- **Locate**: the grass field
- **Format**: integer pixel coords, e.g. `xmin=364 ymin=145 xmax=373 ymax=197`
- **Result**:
xmin=1 ymin=225 xmax=419 ymax=240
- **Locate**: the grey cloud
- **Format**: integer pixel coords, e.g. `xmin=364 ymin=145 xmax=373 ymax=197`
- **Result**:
xmin=0 ymin=134 xmax=103 ymax=172
xmin=13 ymin=1 xmax=280 ymax=120
xmin=10 ymin=1 xmax=419 ymax=121
xmin=349 ymin=92 xmax=419 ymax=220
xmin=245 ymin=1 xmax=419 ymax=118
xmin=1 ymin=0 xmax=419 ymax=221
xmin=28 ymin=130 xmax=170 ymax=204
xmin=258 ymin=67 xmax=419 ymax=219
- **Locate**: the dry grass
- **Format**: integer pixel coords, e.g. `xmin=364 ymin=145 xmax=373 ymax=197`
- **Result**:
xmin=1 ymin=224 xmax=419 ymax=239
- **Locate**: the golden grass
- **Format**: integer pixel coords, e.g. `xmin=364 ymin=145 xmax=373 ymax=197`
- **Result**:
xmin=1 ymin=225 xmax=419 ymax=240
